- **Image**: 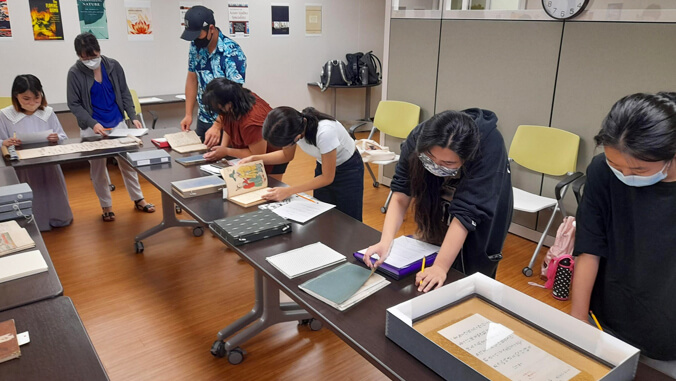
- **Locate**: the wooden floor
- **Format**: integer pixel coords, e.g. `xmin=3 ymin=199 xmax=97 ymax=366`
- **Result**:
xmin=41 ymin=132 xmax=569 ymax=380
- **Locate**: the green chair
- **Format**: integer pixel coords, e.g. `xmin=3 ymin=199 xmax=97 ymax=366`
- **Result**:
xmin=350 ymin=100 xmax=421 ymax=213
xmin=0 ymin=97 xmax=13 ymax=109
xmin=509 ymin=125 xmax=582 ymax=277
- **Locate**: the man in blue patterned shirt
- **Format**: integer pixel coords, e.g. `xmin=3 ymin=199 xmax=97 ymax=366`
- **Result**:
xmin=180 ymin=6 xmax=247 ymax=145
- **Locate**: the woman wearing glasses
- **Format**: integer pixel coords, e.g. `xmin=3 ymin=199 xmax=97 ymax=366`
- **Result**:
xmin=363 ymin=109 xmax=512 ymax=292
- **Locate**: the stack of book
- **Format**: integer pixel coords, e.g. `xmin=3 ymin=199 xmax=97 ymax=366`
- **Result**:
xmin=0 ymin=220 xmax=36 ymax=257
xmin=0 ymin=183 xmax=32 ymax=222
xmin=266 ymin=242 xmax=346 ymax=278
xmin=170 ymin=175 xmax=225 ymax=198
xmin=299 ymin=263 xmax=390 ymax=311
xmin=354 ymin=236 xmax=440 ymax=280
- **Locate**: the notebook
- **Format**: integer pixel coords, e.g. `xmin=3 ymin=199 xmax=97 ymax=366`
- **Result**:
xmin=175 ymin=154 xmax=208 ymax=167
xmin=0 ymin=319 xmax=20 ymax=364
xmin=0 ymin=250 xmax=48 ymax=284
xmin=299 ymin=263 xmax=390 ymax=311
xmin=221 ymin=160 xmax=271 ymax=207
xmin=164 ymin=131 xmax=208 ymax=153
xmin=171 ymin=175 xmax=225 ymax=198
xmin=353 ymin=236 xmax=440 ymax=280
xmin=266 ymin=242 xmax=346 ymax=279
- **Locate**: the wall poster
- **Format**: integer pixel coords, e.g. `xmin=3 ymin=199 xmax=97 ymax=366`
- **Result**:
xmin=228 ymin=2 xmax=249 ymax=38
xmin=78 ymin=0 xmax=109 ymax=39
xmin=271 ymin=4 xmax=289 ymax=35
xmin=0 ymin=0 xmax=12 ymax=38
xmin=125 ymin=0 xmax=153 ymax=41
xmin=29 ymin=0 xmax=64 ymax=40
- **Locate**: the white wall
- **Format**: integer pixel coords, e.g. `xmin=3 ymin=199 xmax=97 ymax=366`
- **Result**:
xmin=0 ymin=0 xmax=385 ymax=121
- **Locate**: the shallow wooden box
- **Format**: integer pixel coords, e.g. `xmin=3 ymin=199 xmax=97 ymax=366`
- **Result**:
xmin=385 ymin=273 xmax=639 ymax=381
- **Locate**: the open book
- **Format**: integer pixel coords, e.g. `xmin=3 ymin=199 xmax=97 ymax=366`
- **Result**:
xmin=164 ymin=131 xmax=208 ymax=153
xmin=0 ymin=220 xmax=36 ymax=257
xmin=221 ymin=160 xmax=271 ymax=207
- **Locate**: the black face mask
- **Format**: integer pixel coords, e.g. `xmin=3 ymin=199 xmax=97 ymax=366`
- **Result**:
xmin=194 ymin=28 xmax=212 ymax=49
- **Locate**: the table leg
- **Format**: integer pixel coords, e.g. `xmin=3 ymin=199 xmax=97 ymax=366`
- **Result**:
xmin=134 ymin=191 xmax=201 ymax=242
xmin=364 ymin=86 xmax=372 ymax=121
xmin=216 ymin=270 xmax=313 ymax=353
xmin=332 ymin=88 xmax=337 ymax=118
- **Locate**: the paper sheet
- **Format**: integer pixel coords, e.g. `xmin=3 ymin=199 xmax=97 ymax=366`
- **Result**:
xmin=271 ymin=198 xmax=335 ymax=223
xmin=175 ymin=94 xmax=186 ymax=100
xmin=137 ymin=97 xmax=162 ymax=104
xmin=266 ymin=242 xmax=346 ymax=278
xmin=438 ymin=314 xmax=580 ymax=381
xmin=358 ymin=236 xmax=440 ymax=269
xmin=229 ymin=187 xmax=270 ymax=205
xmin=16 ymin=130 xmax=52 ymax=144
xmin=106 ymin=128 xmax=148 ymax=137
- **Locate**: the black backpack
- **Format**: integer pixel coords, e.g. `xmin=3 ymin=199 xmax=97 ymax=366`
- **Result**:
xmin=345 ymin=52 xmax=364 ymax=84
xmin=360 ymin=51 xmax=382 ymax=84
xmin=317 ymin=60 xmax=353 ymax=91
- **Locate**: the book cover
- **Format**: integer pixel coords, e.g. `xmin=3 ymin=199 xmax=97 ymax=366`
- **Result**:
xmin=175 ymin=154 xmax=208 ymax=167
xmin=164 ymin=131 xmax=207 ymax=153
xmin=171 ymin=175 xmax=225 ymax=198
xmin=0 ymin=319 xmax=20 ymax=364
xmin=221 ymin=160 xmax=270 ymax=207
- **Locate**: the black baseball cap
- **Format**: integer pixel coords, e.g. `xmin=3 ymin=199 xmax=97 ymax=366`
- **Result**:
xmin=180 ymin=6 xmax=215 ymax=41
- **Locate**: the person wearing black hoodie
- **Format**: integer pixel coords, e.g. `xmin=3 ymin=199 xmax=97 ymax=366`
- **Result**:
xmin=363 ymin=109 xmax=512 ymax=292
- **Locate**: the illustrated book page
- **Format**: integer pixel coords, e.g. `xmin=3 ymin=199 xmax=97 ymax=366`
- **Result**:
xmin=221 ymin=160 xmax=269 ymax=207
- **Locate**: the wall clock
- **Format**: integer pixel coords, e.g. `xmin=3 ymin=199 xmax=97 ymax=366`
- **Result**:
xmin=542 ymin=0 xmax=589 ymax=20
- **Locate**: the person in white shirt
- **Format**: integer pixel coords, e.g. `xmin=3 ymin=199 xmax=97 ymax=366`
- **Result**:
xmin=240 ymin=106 xmax=364 ymax=221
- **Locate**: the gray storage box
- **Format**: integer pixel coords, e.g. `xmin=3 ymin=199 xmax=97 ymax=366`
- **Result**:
xmin=126 ymin=150 xmax=171 ymax=167
xmin=0 ymin=183 xmax=32 ymax=204
xmin=0 ymin=201 xmax=32 ymax=213
xmin=386 ymin=273 xmax=640 ymax=381
xmin=0 ymin=208 xmax=32 ymax=222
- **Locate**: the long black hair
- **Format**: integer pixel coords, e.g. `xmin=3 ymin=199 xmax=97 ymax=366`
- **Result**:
xmin=595 ymin=92 xmax=676 ymax=162
xmin=202 ymin=78 xmax=256 ymax=120
xmin=11 ymin=74 xmax=47 ymax=113
xmin=409 ymin=111 xmax=480 ymax=244
xmin=262 ymin=106 xmax=335 ymax=147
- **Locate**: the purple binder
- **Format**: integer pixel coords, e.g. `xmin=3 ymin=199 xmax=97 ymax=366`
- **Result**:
xmin=352 ymin=251 xmax=438 ymax=280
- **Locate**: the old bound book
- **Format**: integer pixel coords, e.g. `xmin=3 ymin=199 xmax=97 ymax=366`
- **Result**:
xmin=171 ymin=175 xmax=225 ymax=198
xmin=221 ymin=160 xmax=271 ymax=207
xmin=0 ymin=319 xmax=20 ymax=364
xmin=164 ymin=131 xmax=208 ymax=154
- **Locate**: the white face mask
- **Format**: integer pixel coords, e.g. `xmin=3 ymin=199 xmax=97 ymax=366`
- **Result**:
xmin=82 ymin=57 xmax=101 ymax=70
xmin=606 ymin=159 xmax=670 ymax=187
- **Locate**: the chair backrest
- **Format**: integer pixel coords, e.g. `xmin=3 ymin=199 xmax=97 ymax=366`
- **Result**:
xmin=373 ymin=100 xmax=421 ymax=139
xmin=509 ymin=125 xmax=580 ymax=176
xmin=125 ymin=89 xmax=146 ymax=128
xmin=0 ymin=97 xmax=13 ymax=109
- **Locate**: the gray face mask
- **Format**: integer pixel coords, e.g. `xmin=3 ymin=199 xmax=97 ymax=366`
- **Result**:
xmin=418 ymin=152 xmax=460 ymax=177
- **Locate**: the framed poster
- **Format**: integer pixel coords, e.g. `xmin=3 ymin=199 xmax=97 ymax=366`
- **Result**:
xmin=271 ymin=4 xmax=289 ymax=35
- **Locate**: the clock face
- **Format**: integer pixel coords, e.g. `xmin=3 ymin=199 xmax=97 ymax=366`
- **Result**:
xmin=542 ymin=0 xmax=589 ymax=20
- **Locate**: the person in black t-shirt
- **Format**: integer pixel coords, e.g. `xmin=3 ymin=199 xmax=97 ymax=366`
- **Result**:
xmin=362 ymin=109 xmax=512 ymax=292
xmin=572 ymin=92 xmax=676 ymax=376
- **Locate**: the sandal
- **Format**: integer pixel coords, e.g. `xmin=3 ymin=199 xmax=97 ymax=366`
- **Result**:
xmin=102 ymin=211 xmax=115 ymax=222
xmin=134 ymin=198 xmax=156 ymax=213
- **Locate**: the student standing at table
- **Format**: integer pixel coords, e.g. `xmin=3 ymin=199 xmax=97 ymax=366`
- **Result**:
xmin=239 ymin=106 xmax=364 ymax=221
xmin=571 ymin=92 xmax=676 ymax=377
xmin=201 ymin=78 xmax=287 ymax=180
xmin=0 ymin=75 xmax=73 ymax=231
xmin=363 ymin=110 xmax=512 ymax=291
xmin=179 ymin=5 xmax=247 ymax=145
xmin=67 ymin=33 xmax=154 ymax=222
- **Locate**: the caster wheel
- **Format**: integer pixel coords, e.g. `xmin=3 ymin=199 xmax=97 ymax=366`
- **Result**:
xmin=522 ymin=267 xmax=533 ymax=277
xmin=380 ymin=207 xmax=387 ymax=214
xmin=109 ymin=184 xmax=116 ymax=191
xmin=175 ymin=205 xmax=182 ymax=214
xmin=309 ymin=319 xmax=322 ymax=331
xmin=193 ymin=226 xmax=204 ymax=237
xmin=373 ymin=181 xmax=380 ymax=188
xmin=135 ymin=241 xmax=144 ymax=254
xmin=210 ymin=340 xmax=226 ymax=358
xmin=228 ymin=347 xmax=244 ymax=365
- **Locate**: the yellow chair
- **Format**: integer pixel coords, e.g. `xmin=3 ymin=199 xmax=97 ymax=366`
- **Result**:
xmin=0 ymin=97 xmax=13 ymax=109
xmin=509 ymin=125 xmax=582 ymax=277
xmin=349 ymin=100 xmax=421 ymax=213
xmin=125 ymin=89 xmax=158 ymax=129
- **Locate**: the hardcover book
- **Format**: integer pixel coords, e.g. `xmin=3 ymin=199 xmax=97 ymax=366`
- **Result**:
xmin=221 ymin=160 xmax=271 ymax=208
xmin=0 ymin=319 xmax=21 ymax=364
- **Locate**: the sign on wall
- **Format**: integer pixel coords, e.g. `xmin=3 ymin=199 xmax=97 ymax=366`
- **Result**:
xmin=29 ymin=0 xmax=64 ymax=40
xmin=0 ymin=0 xmax=12 ymax=38
xmin=271 ymin=4 xmax=289 ymax=35
xmin=125 ymin=0 xmax=153 ymax=41
xmin=78 ymin=0 xmax=109 ymax=39
xmin=228 ymin=2 xmax=250 ymax=38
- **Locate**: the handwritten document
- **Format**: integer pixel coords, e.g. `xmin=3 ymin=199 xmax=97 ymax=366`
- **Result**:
xmin=438 ymin=314 xmax=580 ymax=381
xmin=271 ymin=198 xmax=335 ymax=223
xmin=357 ymin=236 xmax=440 ymax=269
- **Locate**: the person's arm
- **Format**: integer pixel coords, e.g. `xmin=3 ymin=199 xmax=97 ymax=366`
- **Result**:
xmin=570 ymin=254 xmax=601 ymax=321
xmin=181 ymin=72 xmax=198 ymax=131
xmin=416 ymin=218 xmax=468 ymax=292
xmin=66 ymin=69 xmax=99 ymax=130
xmin=48 ymin=112 xmax=68 ymax=142
xmin=115 ymin=61 xmax=137 ymax=122
xmin=241 ymin=145 xmax=295 ymax=166
xmin=204 ymin=117 xmax=223 ymax=148
xmin=363 ymin=192 xmax=412 ymax=268
xmin=263 ymin=149 xmax=338 ymax=201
